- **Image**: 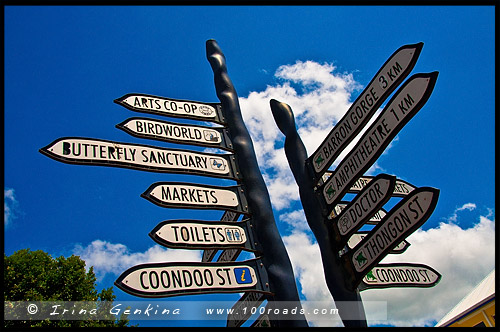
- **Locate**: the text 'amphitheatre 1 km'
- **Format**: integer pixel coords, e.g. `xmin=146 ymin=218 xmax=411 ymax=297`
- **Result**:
xmin=40 ymin=39 xmax=441 ymax=327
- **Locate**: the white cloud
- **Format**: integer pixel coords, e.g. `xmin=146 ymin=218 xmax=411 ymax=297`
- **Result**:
xmin=73 ymin=240 xmax=201 ymax=280
xmin=446 ymin=202 xmax=477 ymax=223
xmin=4 ymin=188 xmax=19 ymax=227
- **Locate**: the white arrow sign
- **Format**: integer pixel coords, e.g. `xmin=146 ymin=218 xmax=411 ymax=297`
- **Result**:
xmin=142 ymin=182 xmax=249 ymax=214
xmin=202 ymin=210 xmax=240 ymax=262
xmin=321 ymin=72 xmax=438 ymax=208
xmin=330 ymin=174 xmax=395 ymax=246
xmin=329 ymin=203 xmax=387 ymax=224
xmin=359 ymin=263 xmax=441 ymax=290
xmin=40 ymin=137 xmax=239 ymax=179
xmin=150 ymin=219 xmax=255 ymax=252
xmin=347 ymin=232 xmax=410 ymax=254
xmin=115 ymin=93 xmax=225 ymax=124
xmin=117 ymin=117 xmax=233 ymax=151
xmin=307 ymin=43 xmax=424 ymax=183
xmin=115 ymin=259 xmax=270 ymax=298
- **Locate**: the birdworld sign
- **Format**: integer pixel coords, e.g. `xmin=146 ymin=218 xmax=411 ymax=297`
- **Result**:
xmin=343 ymin=187 xmax=439 ymax=289
xmin=320 ymin=72 xmax=438 ymax=209
xmin=358 ymin=263 xmax=441 ymax=291
xmin=116 ymin=117 xmax=233 ymax=151
xmin=114 ymin=259 xmax=271 ymax=298
xmin=141 ymin=182 xmax=249 ymax=214
xmin=39 ymin=137 xmax=240 ymax=180
xmin=307 ymin=42 xmax=424 ymax=183
xmin=114 ymin=93 xmax=226 ymax=124
xmin=149 ymin=219 xmax=256 ymax=252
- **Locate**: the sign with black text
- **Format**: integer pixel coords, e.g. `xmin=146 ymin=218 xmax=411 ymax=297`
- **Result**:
xmin=142 ymin=182 xmax=249 ymax=214
xmin=115 ymin=93 xmax=225 ymax=124
xmin=150 ymin=219 xmax=256 ymax=252
xmin=330 ymin=174 xmax=395 ymax=246
xmin=344 ymin=187 xmax=439 ymax=289
xmin=117 ymin=117 xmax=233 ymax=151
xmin=114 ymin=259 xmax=271 ymax=298
xmin=329 ymin=203 xmax=387 ymax=224
xmin=320 ymin=72 xmax=438 ymax=209
xmin=358 ymin=263 xmax=441 ymax=290
xmin=40 ymin=137 xmax=239 ymax=180
xmin=347 ymin=232 xmax=410 ymax=254
xmin=307 ymin=43 xmax=424 ymax=183
xmin=322 ymin=171 xmax=416 ymax=197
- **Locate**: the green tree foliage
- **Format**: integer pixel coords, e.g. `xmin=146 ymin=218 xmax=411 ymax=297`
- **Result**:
xmin=4 ymin=249 xmax=135 ymax=328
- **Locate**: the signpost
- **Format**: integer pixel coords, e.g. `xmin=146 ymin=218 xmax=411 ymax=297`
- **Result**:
xmin=149 ymin=219 xmax=257 ymax=252
xmin=358 ymin=263 xmax=441 ymax=291
xmin=346 ymin=232 xmax=410 ymax=255
xmin=307 ymin=43 xmax=424 ymax=184
xmin=202 ymin=210 xmax=240 ymax=263
xmin=320 ymin=72 xmax=439 ymax=210
xmin=343 ymin=187 xmax=439 ymax=290
xmin=141 ymin=182 xmax=249 ymax=214
xmin=226 ymin=291 xmax=265 ymax=327
xmin=114 ymin=259 xmax=271 ymax=298
xmin=330 ymin=173 xmax=396 ymax=247
xmin=39 ymin=137 xmax=240 ymax=180
xmin=117 ymin=117 xmax=234 ymax=151
xmin=329 ymin=203 xmax=387 ymax=224
xmin=322 ymin=172 xmax=416 ymax=197
xmin=114 ymin=93 xmax=226 ymax=124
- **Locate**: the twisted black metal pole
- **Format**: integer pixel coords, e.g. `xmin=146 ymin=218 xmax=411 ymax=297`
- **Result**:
xmin=206 ymin=40 xmax=308 ymax=328
xmin=270 ymin=99 xmax=368 ymax=327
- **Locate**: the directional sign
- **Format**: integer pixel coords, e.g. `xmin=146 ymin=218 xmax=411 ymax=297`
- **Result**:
xmin=114 ymin=259 xmax=271 ymax=298
xmin=203 ymin=210 xmax=240 ymax=262
xmin=116 ymin=117 xmax=233 ymax=151
xmin=40 ymin=137 xmax=240 ymax=180
xmin=322 ymin=172 xmax=416 ymax=197
xmin=330 ymin=174 xmax=396 ymax=246
xmin=344 ymin=187 xmax=439 ymax=289
xmin=358 ymin=263 xmax=441 ymax=291
xmin=227 ymin=291 xmax=265 ymax=327
xmin=347 ymin=232 xmax=410 ymax=254
xmin=141 ymin=182 xmax=249 ymax=214
xmin=149 ymin=219 xmax=256 ymax=252
xmin=329 ymin=203 xmax=387 ymax=225
xmin=320 ymin=72 xmax=439 ymax=209
xmin=307 ymin=43 xmax=424 ymax=183
xmin=114 ymin=93 xmax=225 ymax=124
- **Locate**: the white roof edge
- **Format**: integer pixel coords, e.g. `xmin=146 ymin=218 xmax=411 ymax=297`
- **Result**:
xmin=435 ymin=269 xmax=495 ymax=327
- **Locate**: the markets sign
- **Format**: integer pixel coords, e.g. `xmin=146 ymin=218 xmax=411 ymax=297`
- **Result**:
xmin=115 ymin=93 xmax=225 ymax=124
xmin=330 ymin=174 xmax=395 ymax=247
xmin=114 ymin=259 xmax=270 ymax=298
xmin=149 ymin=219 xmax=256 ymax=252
xmin=344 ymin=187 xmax=439 ymax=289
xmin=117 ymin=117 xmax=233 ymax=151
xmin=141 ymin=182 xmax=249 ymax=214
xmin=307 ymin=43 xmax=424 ymax=183
xmin=320 ymin=72 xmax=439 ymax=209
xmin=358 ymin=263 xmax=441 ymax=291
xmin=40 ymin=137 xmax=240 ymax=180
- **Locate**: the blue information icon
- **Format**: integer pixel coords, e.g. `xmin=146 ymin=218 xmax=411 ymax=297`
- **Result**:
xmin=234 ymin=267 xmax=253 ymax=284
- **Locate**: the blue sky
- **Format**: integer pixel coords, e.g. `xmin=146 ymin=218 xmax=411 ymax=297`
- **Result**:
xmin=4 ymin=5 xmax=495 ymax=327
